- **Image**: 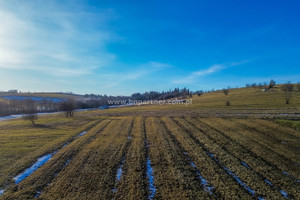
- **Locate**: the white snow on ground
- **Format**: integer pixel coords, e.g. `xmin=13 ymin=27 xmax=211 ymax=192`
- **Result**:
xmin=14 ymin=153 xmax=54 ymax=184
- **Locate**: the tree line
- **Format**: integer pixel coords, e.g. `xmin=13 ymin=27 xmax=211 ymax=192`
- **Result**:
xmin=130 ymin=87 xmax=194 ymax=101
xmin=0 ymin=99 xmax=60 ymax=117
xmin=1 ymin=82 xmax=299 ymax=124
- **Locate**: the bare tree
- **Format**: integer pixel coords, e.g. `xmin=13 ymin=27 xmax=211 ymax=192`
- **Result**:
xmin=60 ymin=99 xmax=76 ymax=117
xmin=223 ymin=89 xmax=229 ymax=95
xmin=0 ymin=101 xmax=9 ymax=117
xmin=269 ymin=79 xmax=276 ymax=89
xmin=226 ymin=100 xmax=231 ymax=106
xmin=22 ymin=100 xmax=38 ymax=125
xmin=195 ymin=90 xmax=204 ymax=96
xmin=281 ymin=83 xmax=294 ymax=104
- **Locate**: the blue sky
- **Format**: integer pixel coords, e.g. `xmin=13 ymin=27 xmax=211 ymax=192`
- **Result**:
xmin=0 ymin=0 xmax=299 ymax=95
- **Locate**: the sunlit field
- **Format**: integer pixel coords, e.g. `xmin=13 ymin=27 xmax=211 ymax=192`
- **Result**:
xmin=0 ymin=86 xmax=299 ymax=200
xmin=1 ymin=0 xmax=300 ymax=199
xmin=0 ymin=116 xmax=299 ymax=199
xmin=79 ymin=86 xmax=300 ymax=118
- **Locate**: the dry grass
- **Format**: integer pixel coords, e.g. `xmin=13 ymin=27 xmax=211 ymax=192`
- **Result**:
xmin=145 ymin=117 xmax=212 ymax=199
xmin=198 ymin=118 xmax=300 ymax=198
xmin=0 ymin=115 xmax=101 ymax=188
xmin=74 ymin=85 xmax=300 ymax=119
xmin=39 ymin=117 xmax=132 ymax=200
xmin=114 ymin=117 xmax=148 ymax=200
xmin=0 ymin=87 xmax=299 ymax=200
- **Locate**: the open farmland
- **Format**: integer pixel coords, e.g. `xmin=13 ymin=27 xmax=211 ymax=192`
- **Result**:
xmin=1 ymin=0 xmax=300 ymax=199
xmin=0 ymin=112 xmax=299 ymax=199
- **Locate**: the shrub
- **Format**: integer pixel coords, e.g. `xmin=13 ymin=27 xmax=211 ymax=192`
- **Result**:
xmin=223 ymin=89 xmax=229 ymax=95
xmin=226 ymin=101 xmax=231 ymax=106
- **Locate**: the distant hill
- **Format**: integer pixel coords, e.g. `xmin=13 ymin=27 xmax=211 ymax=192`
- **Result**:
xmin=1 ymin=84 xmax=299 ymax=109
xmin=186 ymin=84 xmax=299 ymax=109
xmin=0 ymin=92 xmax=82 ymax=99
xmin=88 ymin=84 xmax=300 ymax=119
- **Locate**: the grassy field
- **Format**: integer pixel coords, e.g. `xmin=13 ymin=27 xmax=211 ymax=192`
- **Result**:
xmin=0 ymin=87 xmax=299 ymax=199
xmin=0 ymin=116 xmax=299 ymax=199
xmin=79 ymin=86 xmax=300 ymax=118
xmin=0 ymin=114 xmax=103 ymax=188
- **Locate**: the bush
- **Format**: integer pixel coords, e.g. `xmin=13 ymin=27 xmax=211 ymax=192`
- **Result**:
xmin=281 ymin=83 xmax=294 ymax=104
xmin=223 ymin=89 xmax=229 ymax=95
xmin=269 ymin=79 xmax=276 ymax=89
xmin=22 ymin=99 xmax=38 ymax=125
xmin=226 ymin=101 xmax=231 ymax=106
xmin=22 ymin=112 xmax=38 ymax=125
xmin=59 ymin=99 xmax=76 ymax=117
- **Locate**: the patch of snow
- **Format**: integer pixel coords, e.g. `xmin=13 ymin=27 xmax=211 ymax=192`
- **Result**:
xmin=280 ymin=190 xmax=288 ymax=198
xmin=282 ymin=171 xmax=289 ymax=176
xmin=34 ymin=191 xmax=41 ymax=198
xmin=205 ymin=149 xmax=261 ymax=198
xmin=224 ymin=167 xmax=256 ymax=196
xmin=264 ymin=179 xmax=273 ymax=186
xmin=14 ymin=153 xmax=53 ymax=184
xmin=146 ymin=157 xmax=156 ymax=200
xmin=64 ymin=159 xmax=71 ymax=167
xmin=190 ymin=161 xmax=214 ymax=194
xmin=116 ymin=156 xmax=125 ymax=182
xmin=62 ymin=142 xmax=70 ymax=148
xmin=241 ymin=161 xmax=250 ymax=169
xmin=144 ymin=138 xmax=156 ymax=199
xmin=78 ymin=131 xmax=87 ymax=137
xmin=207 ymin=152 xmax=215 ymax=158
xmin=184 ymin=152 xmax=214 ymax=194
xmin=0 ymin=114 xmax=24 ymax=121
xmin=1 ymin=96 xmax=63 ymax=102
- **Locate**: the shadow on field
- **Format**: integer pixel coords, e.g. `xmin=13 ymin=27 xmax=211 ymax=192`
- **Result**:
xmin=32 ymin=124 xmax=54 ymax=129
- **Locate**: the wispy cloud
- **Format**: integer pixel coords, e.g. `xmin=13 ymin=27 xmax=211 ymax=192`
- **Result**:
xmin=172 ymin=64 xmax=225 ymax=84
xmin=173 ymin=60 xmax=249 ymax=84
xmin=192 ymin=64 xmax=225 ymax=76
xmin=0 ymin=1 xmax=117 ymax=76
